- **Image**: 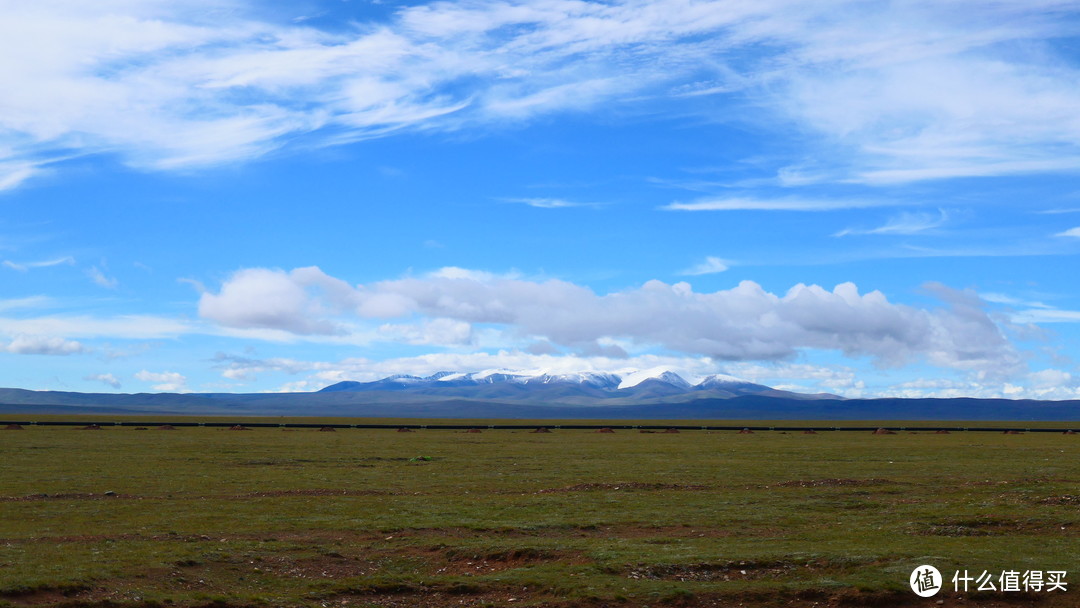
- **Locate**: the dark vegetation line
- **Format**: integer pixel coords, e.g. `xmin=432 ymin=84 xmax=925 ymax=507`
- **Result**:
xmin=1 ymin=420 xmax=1077 ymax=432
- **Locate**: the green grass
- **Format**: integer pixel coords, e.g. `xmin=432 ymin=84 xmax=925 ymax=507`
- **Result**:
xmin=1 ymin=422 xmax=1077 ymax=606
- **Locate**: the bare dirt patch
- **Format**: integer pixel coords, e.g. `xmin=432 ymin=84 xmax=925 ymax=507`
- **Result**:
xmin=914 ymin=517 xmax=1076 ymax=537
xmin=537 ymin=482 xmax=709 ymax=493
xmin=622 ymin=560 xmax=797 ymax=582
xmin=433 ymin=546 xmax=590 ymax=576
xmin=1038 ymin=494 xmax=1080 ymax=505
xmin=774 ymin=478 xmax=895 ymax=488
xmin=256 ymin=553 xmax=379 ymax=579
xmin=236 ymin=488 xmax=395 ymax=498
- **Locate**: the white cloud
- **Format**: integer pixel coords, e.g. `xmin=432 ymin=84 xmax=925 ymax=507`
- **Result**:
xmin=377 ymin=318 xmax=474 ymax=346
xmin=0 ymin=296 xmax=53 ymax=312
xmin=197 ymin=266 xmax=356 ymax=335
xmin=2 ymin=256 xmax=75 ymax=272
xmin=0 ymin=162 xmax=41 ymax=191
xmin=1056 ymin=227 xmax=1080 ymax=238
xmin=679 ymin=256 xmax=729 ymax=276
xmin=0 ymin=314 xmax=192 ymax=339
xmin=1 ymin=1 xmax=1077 ymax=188
xmin=878 ymin=369 xmax=1080 ymax=400
xmin=502 ymin=197 xmax=597 ymax=209
xmin=662 ymin=197 xmax=882 ymax=212
xmin=834 ymin=209 xmax=949 ymax=237
xmin=3 ymin=335 xmax=85 ymax=355
xmin=85 ymin=373 xmax=121 ymax=389
xmin=87 ymin=266 xmax=118 ymax=289
xmin=135 ymin=370 xmax=188 ymax=392
xmin=199 ymin=266 xmax=1023 ymax=375
xmin=1011 ymin=309 xmax=1080 ymax=324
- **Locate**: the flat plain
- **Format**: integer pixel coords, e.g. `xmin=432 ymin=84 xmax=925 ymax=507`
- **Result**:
xmin=1 ymin=417 xmax=1078 ymax=607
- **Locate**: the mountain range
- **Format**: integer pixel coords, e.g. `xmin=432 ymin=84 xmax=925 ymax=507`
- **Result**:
xmin=0 ymin=368 xmax=1077 ymax=421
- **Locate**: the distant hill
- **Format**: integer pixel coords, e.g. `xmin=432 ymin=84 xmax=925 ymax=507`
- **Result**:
xmin=0 ymin=368 xmax=1077 ymax=420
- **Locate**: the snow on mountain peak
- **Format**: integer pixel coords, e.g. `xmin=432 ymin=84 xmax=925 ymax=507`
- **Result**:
xmin=616 ymin=367 xmax=691 ymax=390
xmin=695 ymin=373 xmax=753 ymax=387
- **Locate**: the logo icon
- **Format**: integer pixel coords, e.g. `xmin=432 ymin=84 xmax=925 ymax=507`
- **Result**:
xmin=910 ymin=565 xmax=942 ymax=597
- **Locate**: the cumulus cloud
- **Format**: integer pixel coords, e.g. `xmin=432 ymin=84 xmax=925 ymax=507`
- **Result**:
xmin=1 ymin=1 xmax=1078 ymax=188
xmin=197 ymin=266 xmax=357 ymax=335
xmin=135 ymin=370 xmax=188 ymax=392
xmin=3 ymin=335 xmax=85 ymax=355
xmin=199 ymin=266 xmax=1022 ymax=375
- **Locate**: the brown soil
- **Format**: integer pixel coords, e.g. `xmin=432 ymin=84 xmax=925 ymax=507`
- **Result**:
xmin=319 ymin=426 xmax=337 ymax=432
xmin=80 ymin=424 xmax=102 ymax=430
xmin=621 ymin=558 xmax=801 ymax=581
xmin=872 ymin=428 xmax=895 ymax=434
xmin=595 ymin=427 xmax=615 ymax=433
xmin=915 ymin=516 xmax=1077 ymax=537
xmin=236 ymin=488 xmax=394 ymax=498
xmin=1064 ymin=430 xmax=1076 ymax=435
xmin=737 ymin=428 xmax=754 ymax=434
xmin=664 ymin=428 xmax=680 ymax=433
xmin=258 ymin=553 xmax=379 ymax=579
xmin=228 ymin=424 xmax=250 ymax=431
xmin=3 ymin=424 xmax=24 ymax=430
xmin=0 ymin=492 xmax=132 ymax=502
xmin=775 ymin=478 xmax=895 ymax=488
xmin=538 ymin=482 xmax=709 ymax=493
xmin=531 ymin=427 xmax=552 ymax=433
xmin=464 ymin=429 xmax=482 ymax=433
xmin=1039 ymin=494 xmax=1080 ymax=505
xmin=1004 ymin=430 xmax=1023 ymax=434
xmin=802 ymin=430 xmax=817 ymax=434
xmin=397 ymin=427 xmax=414 ymax=432
xmin=434 ymin=546 xmax=590 ymax=576
xmin=156 ymin=424 xmax=176 ymax=430
xmin=936 ymin=430 xmax=951 ymax=434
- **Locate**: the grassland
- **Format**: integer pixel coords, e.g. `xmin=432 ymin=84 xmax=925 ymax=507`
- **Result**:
xmin=1 ymin=419 xmax=1078 ymax=607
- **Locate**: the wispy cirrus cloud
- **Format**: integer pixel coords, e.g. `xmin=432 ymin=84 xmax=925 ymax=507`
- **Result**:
xmin=2 ymin=256 xmax=75 ymax=272
xmin=834 ymin=209 xmax=949 ymax=237
xmin=679 ymin=256 xmax=730 ymax=276
xmin=500 ymin=197 xmax=600 ymax=209
xmin=661 ymin=196 xmax=882 ymax=212
xmin=1 ymin=1 xmax=1079 ymax=190
xmin=1056 ymin=227 xmax=1080 ymax=238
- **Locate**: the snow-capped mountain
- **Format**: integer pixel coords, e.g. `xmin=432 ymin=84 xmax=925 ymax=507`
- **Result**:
xmin=317 ymin=367 xmax=822 ymax=402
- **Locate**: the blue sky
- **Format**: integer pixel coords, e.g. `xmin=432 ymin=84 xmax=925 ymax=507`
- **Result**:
xmin=3 ymin=0 xmax=1080 ymax=399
